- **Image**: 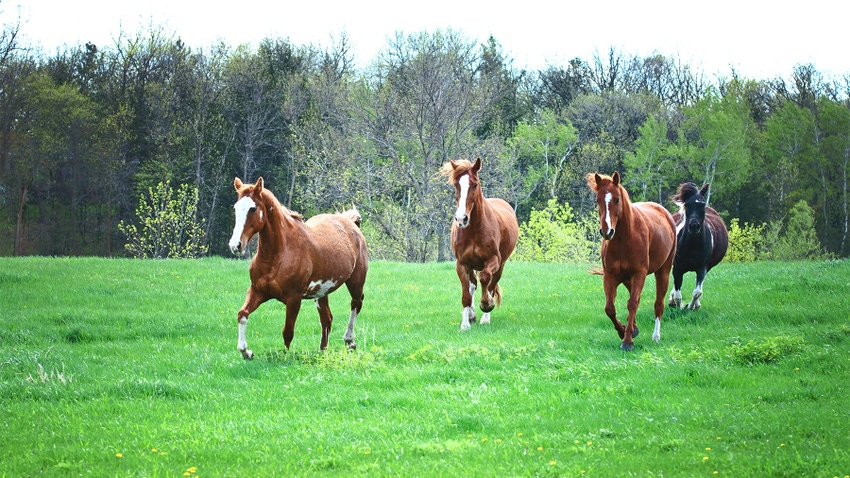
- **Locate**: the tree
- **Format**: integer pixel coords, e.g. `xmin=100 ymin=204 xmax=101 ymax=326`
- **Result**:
xmin=623 ymin=114 xmax=674 ymax=203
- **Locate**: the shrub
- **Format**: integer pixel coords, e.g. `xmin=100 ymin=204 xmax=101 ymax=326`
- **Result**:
xmin=118 ymin=181 xmax=208 ymax=259
xmin=762 ymin=200 xmax=832 ymax=261
xmin=726 ymin=218 xmax=765 ymax=263
xmin=515 ymin=198 xmax=599 ymax=263
xmin=727 ymin=336 xmax=806 ymax=365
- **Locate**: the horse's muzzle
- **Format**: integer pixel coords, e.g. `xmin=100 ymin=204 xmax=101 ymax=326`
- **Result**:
xmin=600 ymin=228 xmax=615 ymax=240
xmin=455 ymin=215 xmax=470 ymax=228
xmin=229 ymin=239 xmax=245 ymax=255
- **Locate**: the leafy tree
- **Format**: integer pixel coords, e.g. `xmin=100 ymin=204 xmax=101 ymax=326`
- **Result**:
xmin=623 ymin=114 xmax=675 ymax=203
xmin=118 ymin=181 xmax=207 ymax=258
xmin=764 ymin=200 xmax=830 ymax=261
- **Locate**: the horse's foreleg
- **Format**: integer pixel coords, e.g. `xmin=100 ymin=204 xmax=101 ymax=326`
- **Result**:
xmin=282 ymin=299 xmax=302 ymax=350
xmin=603 ymin=275 xmax=626 ymax=340
xmin=622 ymin=275 xmax=647 ymax=351
xmin=478 ymin=256 xmax=501 ymax=314
xmin=316 ymin=297 xmax=333 ymax=350
xmin=668 ymin=267 xmax=684 ymax=309
xmin=688 ymin=267 xmax=707 ymax=310
xmin=457 ymin=262 xmax=475 ymax=331
xmin=236 ymin=287 xmax=267 ymax=360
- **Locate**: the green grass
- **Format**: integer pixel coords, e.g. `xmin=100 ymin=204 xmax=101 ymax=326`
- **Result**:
xmin=1 ymin=257 xmax=849 ymax=477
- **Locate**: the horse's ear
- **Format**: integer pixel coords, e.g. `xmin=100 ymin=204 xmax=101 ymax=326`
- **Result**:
xmin=472 ymin=157 xmax=482 ymax=173
xmin=234 ymin=177 xmax=243 ymax=191
xmin=612 ymin=171 xmax=620 ymax=186
xmin=450 ymin=160 xmax=460 ymax=170
xmin=256 ymin=177 xmax=264 ymax=194
xmin=590 ymin=173 xmax=602 ymax=191
xmin=700 ymin=183 xmax=710 ymax=197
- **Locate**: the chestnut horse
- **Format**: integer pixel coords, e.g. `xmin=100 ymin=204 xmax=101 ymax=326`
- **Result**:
xmin=586 ymin=172 xmax=676 ymax=350
xmin=228 ymin=177 xmax=368 ymax=359
xmin=441 ymin=158 xmax=518 ymax=331
xmin=668 ymin=182 xmax=729 ymax=310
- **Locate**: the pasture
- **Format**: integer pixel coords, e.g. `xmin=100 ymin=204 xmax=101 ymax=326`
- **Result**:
xmin=1 ymin=257 xmax=849 ymax=477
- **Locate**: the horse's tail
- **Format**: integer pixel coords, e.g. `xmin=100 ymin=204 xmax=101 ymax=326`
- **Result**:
xmin=587 ymin=266 xmax=604 ymax=276
xmin=340 ymin=205 xmax=362 ymax=228
xmin=493 ymin=284 xmax=503 ymax=307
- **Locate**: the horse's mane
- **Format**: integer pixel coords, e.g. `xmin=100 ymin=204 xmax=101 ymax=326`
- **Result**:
xmin=337 ymin=205 xmax=362 ymax=228
xmin=260 ymin=188 xmax=303 ymax=222
xmin=439 ymin=159 xmax=475 ymax=184
xmin=672 ymin=182 xmax=701 ymax=205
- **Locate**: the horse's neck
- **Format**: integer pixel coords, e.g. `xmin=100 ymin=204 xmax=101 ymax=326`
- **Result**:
xmin=615 ymin=198 xmax=636 ymax=238
xmin=469 ymin=193 xmax=493 ymax=226
xmin=256 ymin=203 xmax=298 ymax=258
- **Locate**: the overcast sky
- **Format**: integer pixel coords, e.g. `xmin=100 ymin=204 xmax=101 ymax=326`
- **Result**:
xmin=3 ymin=0 xmax=846 ymax=80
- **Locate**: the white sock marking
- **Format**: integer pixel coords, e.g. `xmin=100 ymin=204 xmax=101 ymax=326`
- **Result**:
xmin=237 ymin=316 xmax=248 ymax=351
xmin=652 ymin=317 xmax=661 ymax=342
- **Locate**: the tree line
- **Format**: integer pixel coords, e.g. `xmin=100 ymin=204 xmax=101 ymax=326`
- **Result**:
xmin=2 ymin=19 xmax=849 ymax=260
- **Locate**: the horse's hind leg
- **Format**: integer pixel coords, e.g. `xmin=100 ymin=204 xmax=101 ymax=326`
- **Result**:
xmin=603 ymin=274 xmax=627 ymax=342
xmin=316 ymin=297 xmax=333 ymax=350
xmin=653 ymin=268 xmax=671 ymax=342
xmin=343 ymin=280 xmax=365 ymax=349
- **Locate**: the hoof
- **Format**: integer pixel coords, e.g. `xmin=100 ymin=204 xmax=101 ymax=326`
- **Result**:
xmin=632 ymin=326 xmax=639 ymax=338
xmin=346 ymin=340 xmax=357 ymax=350
xmin=620 ymin=342 xmax=635 ymax=351
xmin=240 ymin=349 xmax=254 ymax=360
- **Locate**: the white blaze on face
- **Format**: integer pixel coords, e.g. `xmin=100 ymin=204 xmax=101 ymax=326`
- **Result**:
xmin=304 ymin=279 xmax=338 ymax=299
xmin=454 ymin=174 xmax=470 ymax=226
xmin=229 ymin=196 xmax=256 ymax=253
xmin=603 ymin=192 xmax=613 ymax=232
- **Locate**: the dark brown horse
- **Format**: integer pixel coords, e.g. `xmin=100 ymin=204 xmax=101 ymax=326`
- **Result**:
xmin=669 ymin=182 xmax=729 ymax=310
xmin=441 ymin=158 xmax=518 ymax=331
xmin=228 ymin=177 xmax=368 ymax=359
xmin=586 ymin=172 xmax=676 ymax=350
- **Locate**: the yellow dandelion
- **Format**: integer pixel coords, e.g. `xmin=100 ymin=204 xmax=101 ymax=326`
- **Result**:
xmin=706 ymin=447 xmax=711 ymax=451
xmin=780 ymin=443 xmax=785 ymax=447
xmin=587 ymin=441 xmax=593 ymax=446
xmin=188 ymin=467 xmax=197 ymax=473
xmin=550 ymin=461 xmax=556 ymax=466
xmin=537 ymin=446 xmax=543 ymax=451
xmin=184 ymin=473 xmax=191 ymax=477
xmin=517 ymin=433 xmax=522 ymax=437
xmin=574 ymin=440 xmax=580 ymax=444
xmin=151 ymin=448 xmax=157 ymax=453
xmin=703 ymin=456 xmax=709 ymax=461
xmin=115 ymin=453 xmax=123 ymax=458
xmin=364 ymin=451 xmax=370 ymax=455
xmin=481 ymin=438 xmax=488 ymax=442
xmin=496 ymin=439 xmax=502 ymax=443
xmin=714 ymin=472 xmax=718 ymax=475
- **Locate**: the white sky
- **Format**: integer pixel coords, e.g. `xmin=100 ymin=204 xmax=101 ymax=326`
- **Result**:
xmin=3 ymin=0 xmax=847 ymax=80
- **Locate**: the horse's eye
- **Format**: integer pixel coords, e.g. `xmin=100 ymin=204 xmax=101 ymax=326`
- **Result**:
xmin=614 ymin=198 xmax=620 ymax=204
xmin=248 ymin=207 xmax=257 ymax=215
xmin=471 ymin=183 xmax=478 ymax=190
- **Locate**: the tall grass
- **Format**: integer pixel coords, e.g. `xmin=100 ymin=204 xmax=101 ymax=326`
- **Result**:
xmin=1 ymin=257 xmax=849 ymax=476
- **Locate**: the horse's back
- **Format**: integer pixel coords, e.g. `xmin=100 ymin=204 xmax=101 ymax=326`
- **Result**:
xmin=633 ymin=202 xmax=676 ymax=272
xmin=305 ymin=213 xmax=368 ymax=272
xmin=487 ymin=198 xmax=519 ymax=258
xmin=705 ymin=207 xmax=729 ymax=269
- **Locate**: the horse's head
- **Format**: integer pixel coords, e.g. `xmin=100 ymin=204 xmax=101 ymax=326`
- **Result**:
xmin=673 ymin=182 xmax=710 ymax=235
xmin=229 ymin=177 xmax=268 ymax=255
xmin=586 ymin=171 xmax=626 ymax=240
xmin=442 ymin=158 xmax=482 ymax=229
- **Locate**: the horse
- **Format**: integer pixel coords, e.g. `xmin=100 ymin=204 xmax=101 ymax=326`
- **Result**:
xmin=228 ymin=177 xmax=368 ymax=359
xmin=668 ymin=182 xmax=729 ymax=310
xmin=440 ymin=158 xmax=519 ymax=331
xmin=586 ymin=172 xmax=677 ymax=351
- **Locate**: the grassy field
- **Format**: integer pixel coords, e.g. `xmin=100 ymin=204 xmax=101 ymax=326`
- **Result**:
xmin=1 ymin=257 xmax=849 ymax=477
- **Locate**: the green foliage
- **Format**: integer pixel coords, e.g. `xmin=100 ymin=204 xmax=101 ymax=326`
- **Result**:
xmin=727 ymin=336 xmax=806 ymax=365
xmin=118 ymin=182 xmax=208 ymax=259
xmin=726 ymin=218 xmax=765 ymax=262
xmin=515 ymin=198 xmax=598 ymax=263
xmin=763 ymin=200 xmax=832 ymax=261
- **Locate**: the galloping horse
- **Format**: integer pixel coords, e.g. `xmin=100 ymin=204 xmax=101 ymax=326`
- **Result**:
xmin=668 ymin=182 xmax=729 ymax=310
xmin=228 ymin=177 xmax=368 ymax=359
xmin=586 ymin=172 xmax=676 ymax=350
xmin=441 ymin=158 xmax=519 ymax=331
